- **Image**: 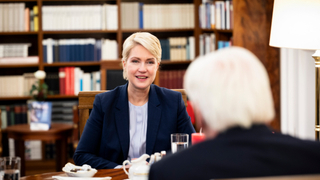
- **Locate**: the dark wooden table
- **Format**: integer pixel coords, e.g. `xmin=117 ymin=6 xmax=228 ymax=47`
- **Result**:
xmin=20 ymin=169 xmax=128 ymax=180
xmin=5 ymin=123 xmax=73 ymax=176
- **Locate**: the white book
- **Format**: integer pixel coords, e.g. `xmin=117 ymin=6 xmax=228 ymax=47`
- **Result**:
xmin=92 ymin=5 xmax=102 ymax=30
xmin=0 ymin=46 xmax=3 ymax=58
xmin=210 ymin=3 xmax=215 ymax=29
xmin=19 ymin=3 xmax=25 ymax=31
xmin=106 ymin=5 xmax=118 ymax=30
xmin=82 ymin=73 xmax=91 ymax=91
xmin=8 ymin=4 xmax=14 ymax=32
xmin=225 ymin=0 xmax=230 ymax=29
xmin=13 ymin=4 xmax=19 ymax=31
xmin=3 ymin=4 xmax=8 ymax=32
xmin=190 ymin=4 xmax=195 ymax=28
xmin=221 ymin=1 xmax=225 ymax=30
xmin=0 ymin=4 xmax=3 ymax=32
xmin=101 ymin=4 xmax=106 ymax=30
xmin=188 ymin=36 xmax=195 ymax=60
xmin=74 ymin=67 xmax=81 ymax=96
xmin=215 ymin=1 xmax=222 ymax=29
xmin=120 ymin=3 xmax=126 ymax=29
xmin=46 ymin=38 xmax=54 ymax=64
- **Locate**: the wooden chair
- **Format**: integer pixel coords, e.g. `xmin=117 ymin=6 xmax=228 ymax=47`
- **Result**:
xmin=78 ymin=89 xmax=188 ymax=137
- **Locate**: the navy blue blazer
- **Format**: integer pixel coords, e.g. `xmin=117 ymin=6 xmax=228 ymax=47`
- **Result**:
xmin=73 ymin=83 xmax=195 ymax=169
xmin=149 ymin=125 xmax=320 ymax=180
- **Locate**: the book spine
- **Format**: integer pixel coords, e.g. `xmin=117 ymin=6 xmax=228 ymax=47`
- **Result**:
xmin=33 ymin=6 xmax=38 ymax=31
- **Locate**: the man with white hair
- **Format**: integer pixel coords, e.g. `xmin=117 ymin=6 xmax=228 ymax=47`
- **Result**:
xmin=148 ymin=47 xmax=320 ymax=180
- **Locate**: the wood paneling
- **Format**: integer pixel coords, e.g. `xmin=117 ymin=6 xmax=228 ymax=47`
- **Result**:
xmin=233 ymin=0 xmax=280 ymax=131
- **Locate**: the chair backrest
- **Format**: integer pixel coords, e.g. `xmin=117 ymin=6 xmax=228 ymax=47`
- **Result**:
xmin=78 ymin=89 xmax=187 ymax=137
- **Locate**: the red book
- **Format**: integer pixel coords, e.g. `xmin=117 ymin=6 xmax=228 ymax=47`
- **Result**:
xmin=65 ymin=67 xmax=70 ymax=95
xmin=59 ymin=67 xmax=66 ymax=95
xmin=69 ymin=67 xmax=75 ymax=95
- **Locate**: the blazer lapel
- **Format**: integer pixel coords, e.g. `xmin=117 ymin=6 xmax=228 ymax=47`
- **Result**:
xmin=146 ymin=85 xmax=161 ymax=154
xmin=115 ymin=83 xmax=130 ymax=160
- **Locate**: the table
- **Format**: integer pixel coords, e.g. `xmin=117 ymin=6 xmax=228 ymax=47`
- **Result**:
xmin=20 ymin=169 xmax=128 ymax=180
xmin=5 ymin=123 xmax=73 ymax=177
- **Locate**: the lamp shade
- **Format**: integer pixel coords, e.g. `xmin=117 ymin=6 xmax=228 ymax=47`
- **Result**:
xmin=269 ymin=0 xmax=320 ymax=50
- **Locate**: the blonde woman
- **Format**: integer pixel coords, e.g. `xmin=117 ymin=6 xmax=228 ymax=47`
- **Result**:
xmin=74 ymin=32 xmax=195 ymax=169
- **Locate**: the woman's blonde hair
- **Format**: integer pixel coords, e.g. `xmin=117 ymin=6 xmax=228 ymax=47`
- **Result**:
xmin=184 ymin=46 xmax=275 ymax=132
xmin=122 ymin=32 xmax=162 ymax=80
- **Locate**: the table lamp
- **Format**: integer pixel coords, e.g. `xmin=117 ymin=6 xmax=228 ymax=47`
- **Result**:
xmin=269 ymin=0 xmax=320 ymax=139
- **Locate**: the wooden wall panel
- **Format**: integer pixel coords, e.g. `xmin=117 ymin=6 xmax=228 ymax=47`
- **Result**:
xmin=233 ymin=0 xmax=281 ymax=131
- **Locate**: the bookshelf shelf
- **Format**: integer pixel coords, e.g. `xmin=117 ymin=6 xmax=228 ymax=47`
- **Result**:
xmin=47 ymin=95 xmax=78 ymax=99
xmin=0 ymin=64 xmax=39 ymax=68
xmin=201 ymin=29 xmax=233 ymax=33
xmin=43 ymin=62 xmax=101 ymax=67
xmin=161 ymin=61 xmax=192 ymax=65
xmin=0 ymin=0 xmax=36 ymax=2
xmin=122 ymin=29 xmax=195 ymax=33
xmin=0 ymin=32 xmax=38 ymax=35
xmin=43 ymin=30 xmax=118 ymax=34
xmin=0 ymin=96 xmax=31 ymax=101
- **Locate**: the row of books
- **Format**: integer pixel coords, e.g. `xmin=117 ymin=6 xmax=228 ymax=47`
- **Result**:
xmin=0 ymin=73 xmax=37 ymax=97
xmin=42 ymin=4 xmax=117 ymax=31
xmin=0 ymin=101 xmax=77 ymax=129
xmin=0 ymin=104 xmax=28 ymax=129
xmin=199 ymin=33 xmax=232 ymax=55
xmin=159 ymin=69 xmax=186 ymax=89
xmin=43 ymin=38 xmax=118 ymax=63
xmin=121 ymin=3 xmax=194 ymax=30
xmin=0 ymin=43 xmax=31 ymax=58
xmin=44 ymin=141 xmax=75 ymax=160
xmin=160 ymin=37 xmax=195 ymax=61
xmin=199 ymin=33 xmax=216 ymax=56
xmin=57 ymin=67 xmax=101 ymax=95
xmin=199 ymin=0 xmax=233 ymax=30
xmin=218 ymin=40 xmax=232 ymax=49
xmin=0 ymin=3 xmax=38 ymax=32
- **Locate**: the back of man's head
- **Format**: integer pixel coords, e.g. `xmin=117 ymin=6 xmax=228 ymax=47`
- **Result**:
xmin=184 ymin=46 xmax=275 ymax=133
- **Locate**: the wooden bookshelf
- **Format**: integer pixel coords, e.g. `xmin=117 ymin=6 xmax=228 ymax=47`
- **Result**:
xmin=0 ymin=0 xmax=234 ymax=99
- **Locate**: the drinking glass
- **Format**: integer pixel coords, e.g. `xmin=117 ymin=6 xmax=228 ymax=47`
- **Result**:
xmin=0 ymin=157 xmax=21 ymax=180
xmin=171 ymin=133 xmax=189 ymax=153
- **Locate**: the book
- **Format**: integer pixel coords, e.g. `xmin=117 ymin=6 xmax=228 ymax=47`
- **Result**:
xmin=58 ymin=67 xmax=66 ymax=95
xmin=33 ymin=6 xmax=38 ymax=31
xmin=24 ymin=7 xmax=30 ymax=31
xmin=28 ymin=101 xmax=52 ymax=130
xmin=0 ymin=56 xmax=39 ymax=64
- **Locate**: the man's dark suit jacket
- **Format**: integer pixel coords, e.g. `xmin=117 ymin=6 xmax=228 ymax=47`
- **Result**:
xmin=73 ymin=83 xmax=195 ymax=169
xmin=149 ymin=125 xmax=320 ymax=180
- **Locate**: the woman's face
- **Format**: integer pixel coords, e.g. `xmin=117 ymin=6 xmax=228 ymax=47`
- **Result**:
xmin=123 ymin=44 xmax=159 ymax=91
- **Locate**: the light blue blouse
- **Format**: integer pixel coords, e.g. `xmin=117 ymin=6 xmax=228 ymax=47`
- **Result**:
xmin=128 ymin=101 xmax=148 ymax=160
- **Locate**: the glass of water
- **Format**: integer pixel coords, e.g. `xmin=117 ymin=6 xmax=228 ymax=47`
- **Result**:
xmin=171 ymin=133 xmax=189 ymax=153
xmin=0 ymin=157 xmax=21 ymax=180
